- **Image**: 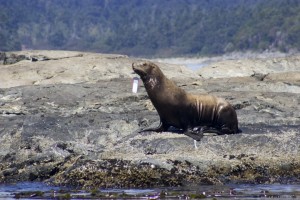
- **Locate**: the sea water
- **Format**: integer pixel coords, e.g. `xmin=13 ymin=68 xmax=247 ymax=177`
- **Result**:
xmin=0 ymin=182 xmax=300 ymax=199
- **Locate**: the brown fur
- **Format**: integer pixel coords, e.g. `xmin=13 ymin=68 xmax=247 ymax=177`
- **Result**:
xmin=132 ymin=61 xmax=239 ymax=140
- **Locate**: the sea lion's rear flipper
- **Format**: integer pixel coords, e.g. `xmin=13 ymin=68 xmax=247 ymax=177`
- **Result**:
xmin=201 ymin=126 xmax=241 ymax=135
xmin=183 ymin=129 xmax=204 ymax=141
xmin=192 ymin=126 xmax=221 ymax=135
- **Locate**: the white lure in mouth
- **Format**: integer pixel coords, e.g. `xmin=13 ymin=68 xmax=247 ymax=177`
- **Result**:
xmin=132 ymin=77 xmax=140 ymax=93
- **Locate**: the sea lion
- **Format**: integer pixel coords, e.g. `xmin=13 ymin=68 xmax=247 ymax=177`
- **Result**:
xmin=132 ymin=61 xmax=240 ymax=141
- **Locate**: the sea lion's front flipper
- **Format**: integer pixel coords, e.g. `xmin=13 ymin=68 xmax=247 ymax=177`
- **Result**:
xmin=138 ymin=121 xmax=169 ymax=133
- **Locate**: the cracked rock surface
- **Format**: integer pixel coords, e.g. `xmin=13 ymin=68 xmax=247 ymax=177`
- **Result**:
xmin=0 ymin=51 xmax=299 ymax=188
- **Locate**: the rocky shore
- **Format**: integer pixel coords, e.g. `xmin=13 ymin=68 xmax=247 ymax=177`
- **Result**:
xmin=0 ymin=51 xmax=299 ymax=189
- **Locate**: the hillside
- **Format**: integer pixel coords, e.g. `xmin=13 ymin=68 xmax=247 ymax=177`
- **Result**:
xmin=1 ymin=0 xmax=300 ymax=56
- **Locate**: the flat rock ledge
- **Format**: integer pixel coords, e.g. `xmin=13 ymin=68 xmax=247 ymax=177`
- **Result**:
xmin=0 ymin=51 xmax=300 ymax=188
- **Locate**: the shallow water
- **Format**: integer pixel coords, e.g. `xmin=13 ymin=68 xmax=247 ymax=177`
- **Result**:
xmin=0 ymin=182 xmax=300 ymax=199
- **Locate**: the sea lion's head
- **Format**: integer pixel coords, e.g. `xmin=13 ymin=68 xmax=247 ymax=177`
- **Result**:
xmin=132 ymin=62 xmax=163 ymax=82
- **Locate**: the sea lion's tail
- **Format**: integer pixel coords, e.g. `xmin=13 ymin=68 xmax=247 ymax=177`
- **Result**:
xmin=237 ymin=128 xmax=243 ymax=133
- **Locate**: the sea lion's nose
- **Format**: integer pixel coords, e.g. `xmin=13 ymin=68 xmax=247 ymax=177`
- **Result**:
xmin=132 ymin=62 xmax=137 ymax=70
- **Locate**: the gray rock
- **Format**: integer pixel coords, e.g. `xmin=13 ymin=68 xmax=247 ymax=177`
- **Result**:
xmin=0 ymin=51 xmax=299 ymax=188
xmin=0 ymin=52 xmax=6 ymax=64
xmin=3 ymin=53 xmax=28 ymax=65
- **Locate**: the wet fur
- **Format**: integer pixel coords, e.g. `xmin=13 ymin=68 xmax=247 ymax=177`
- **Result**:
xmin=132 ymin=62 xmax=239 ymax=141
